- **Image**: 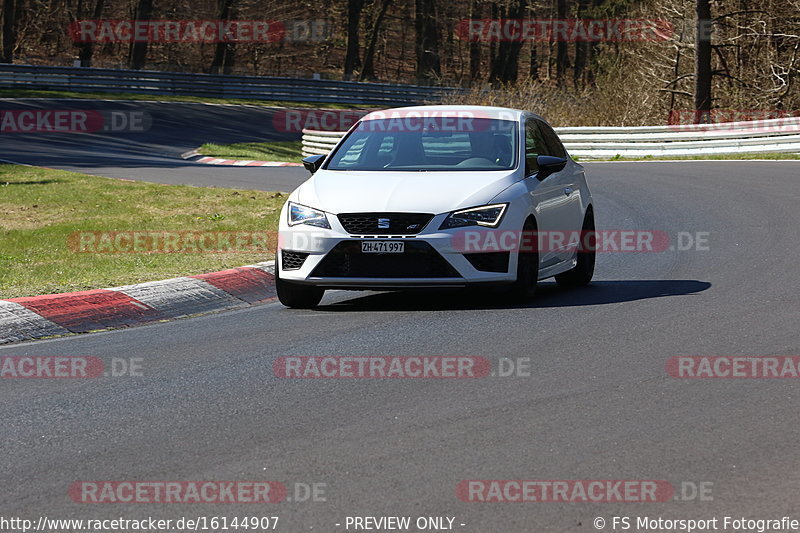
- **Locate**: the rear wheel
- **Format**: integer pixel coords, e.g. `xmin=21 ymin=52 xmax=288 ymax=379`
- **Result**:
xmin=276 ymin=258 xmax=324 ymax=308
xmin=555 ymin=208 xmax=595 ymax=287
xmin=505 ymin=218 xmax=539 ymax=302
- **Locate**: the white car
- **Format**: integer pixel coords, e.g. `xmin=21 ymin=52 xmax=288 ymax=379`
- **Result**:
xmin=276 ymin=105 xmax=594 ymax=308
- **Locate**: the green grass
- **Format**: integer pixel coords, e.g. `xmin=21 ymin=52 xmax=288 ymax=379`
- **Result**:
xmin=0 ymin=88 xmax=361 ymax=109
xmin=0 ymin=164 xmax=285 ymax=298
xmin=587 ymin=152 xmax=800 ymax=161
xmin=198 ymin=141 xmax=304 ymax=162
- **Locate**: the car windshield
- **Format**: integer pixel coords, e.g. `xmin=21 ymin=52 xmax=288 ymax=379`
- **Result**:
xmin=325 ymin=117 xmax=518 ymax=171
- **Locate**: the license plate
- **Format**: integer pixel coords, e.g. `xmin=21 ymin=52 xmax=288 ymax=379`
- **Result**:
xmin=361 ymin=241 xmax=405 ymax=253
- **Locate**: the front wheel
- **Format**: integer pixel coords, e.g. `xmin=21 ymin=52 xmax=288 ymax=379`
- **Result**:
xmin=276 ymin=262 xmax=324 ymax=308
xmin=555 ymin=209 xmax=595 ymax=287
xmin=504 ymin=218 xmax=539 ymax=302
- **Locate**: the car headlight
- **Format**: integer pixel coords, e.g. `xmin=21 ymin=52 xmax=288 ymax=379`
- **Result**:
xmin=439 ymin=203 xmax=508 ymax=229
xmin=288 ymin=202 xmax=331 ymax=229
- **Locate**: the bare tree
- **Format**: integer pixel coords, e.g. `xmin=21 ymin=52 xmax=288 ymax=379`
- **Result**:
xmin=489 ymin=0 xmax=527 ymax=84
xmin=361 ymin=0 xmax=393 ymax=80
xmin=415 ymin=0 xmax=441 ymax=80
xmin=555 ymin=0 xmax=568 ymax=86
xmin=344 ymin=0 xmax=365 ymax=80
xmin=2 ymin=0 xmax=16 ymax=63
xmin=128 ymin=0 xmax=153 ymax=70
xmin=489 ymin=1 xmax=498 ymax=76
xmin=70 ymin=0 xmax=106 ymax=67
xmin=210 ymin=0 xmax=237 ymax=74
xmin=469 ymin=0 xmax=482 ymax=81
xmin=528 ymin=0 xmax=538 ymax=81
xmin=694 ymin=0 xmax=712 ymax=121
xmin=573 ymin=0 xmax=589 ymax=88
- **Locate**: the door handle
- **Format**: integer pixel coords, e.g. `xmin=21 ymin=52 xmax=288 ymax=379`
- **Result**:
xmin=563 ymin=187 xmax=574 ymax=196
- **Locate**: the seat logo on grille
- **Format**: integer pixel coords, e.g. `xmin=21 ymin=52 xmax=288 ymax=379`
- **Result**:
xmin=377 ymin=218 xmax=391 ymax=229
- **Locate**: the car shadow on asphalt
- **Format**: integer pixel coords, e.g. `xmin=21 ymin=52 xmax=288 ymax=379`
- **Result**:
xmin=315 ymin=280 xmax=712 ymax=312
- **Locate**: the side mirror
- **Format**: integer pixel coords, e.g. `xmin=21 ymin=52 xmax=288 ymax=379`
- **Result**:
xmin=535 ymin=155 xmax=567 ymax=180
xmin=302 ymin=154 xmax=325 ymax=174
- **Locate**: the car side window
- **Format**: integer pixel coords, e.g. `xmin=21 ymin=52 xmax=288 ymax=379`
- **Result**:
xmin=525 ymin=119 xmax=548 ymax=175
xmin=537 ymin=120 xmax=567 ymax=158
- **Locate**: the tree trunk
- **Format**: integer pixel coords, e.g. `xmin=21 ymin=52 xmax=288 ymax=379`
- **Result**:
xmin=572 ymin=0 xmax=590 ymax=88
xmin=415 ymin=0 xmax=441 ymax=81
xmin=361 ymin=0 xmax=393 ymax=81
xmin=694 ymin=0 xmax=713 ymax=123
xmin=555 ymin=0 xmax=568 ymax=87
xmin=211 ymin=0 xmax=236 ymax=74
xmin=489 ymin=0 xmax=527 ymax=85
xmin=76 ymin=0 xmax=105 ymax=67
xmin=488 ymin=2 xmax=498 ymax=78
xmin=1 ymin=0 xmax=16 ymax=63
xmin=128 ymin=0 xmax=153 ymax=70
xmin=469 ymin=0 xmax=481 ymax=82
xmin=583 ymin=0 xmax=602 ymax=87
xmin=344 ymin=0 xmax=365 ymax=80
xmin=528 ymin=2 xmax=538 ymax=81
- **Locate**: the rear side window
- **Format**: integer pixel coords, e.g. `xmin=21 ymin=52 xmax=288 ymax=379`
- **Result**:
xmin=537 ymin=119 xmax=567 ymax=158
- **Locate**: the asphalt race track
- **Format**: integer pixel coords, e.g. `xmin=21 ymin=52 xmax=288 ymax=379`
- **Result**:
xmin=3 ymin=99 xmax=800 ymax=531
xmin=0 ymin=98 xmax=304 ymax=191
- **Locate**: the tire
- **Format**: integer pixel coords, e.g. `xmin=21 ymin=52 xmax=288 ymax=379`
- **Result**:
xmin=555 ymin=208 xmax=595 ymax=288
xmin=276 ymin=259 xmax=324 ymax=309
xmin=505 ymin=218 xmax=539 ymax=302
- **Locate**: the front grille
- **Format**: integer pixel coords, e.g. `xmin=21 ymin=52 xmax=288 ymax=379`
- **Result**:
xmin=282 ymin=250 xmax=309 ymax=270
xmin=337 ymin=213 xmax=434 ymax=235
xmin=311 ymin=241 xmax=461 ymax=278
xmin=464 ymin=252 xmax=510 ymax=273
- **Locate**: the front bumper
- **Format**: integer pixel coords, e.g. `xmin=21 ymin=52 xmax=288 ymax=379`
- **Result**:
xmin=278 ymin=213 xmax=518 ymax=289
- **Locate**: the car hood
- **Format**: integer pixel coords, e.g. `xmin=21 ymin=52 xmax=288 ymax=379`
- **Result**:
xmin=295 ymin=169 xmax=520 ymax=214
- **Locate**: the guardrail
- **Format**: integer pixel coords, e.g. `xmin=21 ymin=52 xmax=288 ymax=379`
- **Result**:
xmin=302 ymin=116 xmax=800 ymax=158
xmin=0 ymin=64 xmax=462 ymax=106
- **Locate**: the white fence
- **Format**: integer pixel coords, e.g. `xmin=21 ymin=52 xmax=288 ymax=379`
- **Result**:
xmin=302 ymin=117 xmax=800 ymax=159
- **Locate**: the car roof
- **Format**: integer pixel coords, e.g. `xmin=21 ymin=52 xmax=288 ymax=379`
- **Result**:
xmin=364 ymin=105 xmax=545 ymax=123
